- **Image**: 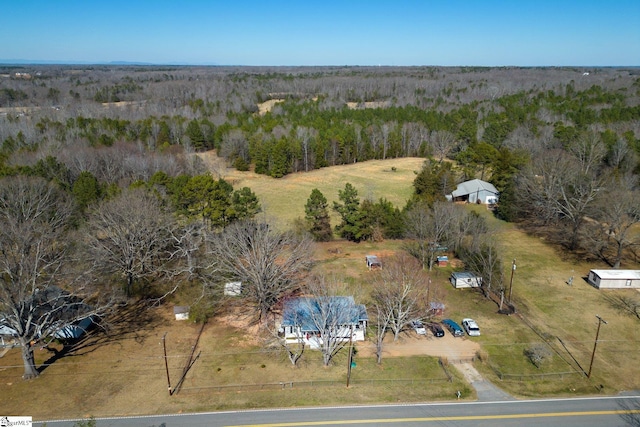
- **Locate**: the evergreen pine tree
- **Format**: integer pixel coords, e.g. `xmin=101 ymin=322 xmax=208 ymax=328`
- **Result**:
xmin=305 ymin=188 xmax=332 ymax=241
xmin=333 ymin=183 xmax=365 ymax=242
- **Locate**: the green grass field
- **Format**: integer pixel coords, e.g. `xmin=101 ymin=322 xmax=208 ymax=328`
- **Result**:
xmin=222 ymin=157 xmax=426 ymax=229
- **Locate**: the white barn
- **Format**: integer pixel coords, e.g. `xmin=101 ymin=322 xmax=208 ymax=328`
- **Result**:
xmin=587 ymin=269 xmax=640 ymax=289
xmin=447 ymin=179 xmax=499 ymax=205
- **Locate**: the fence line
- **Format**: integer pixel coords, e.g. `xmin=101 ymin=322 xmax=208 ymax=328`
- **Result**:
xmin=179 ymin=377 xmax=452 ymax=394
xmin=487 ymin=363 xmax=582 ymax=381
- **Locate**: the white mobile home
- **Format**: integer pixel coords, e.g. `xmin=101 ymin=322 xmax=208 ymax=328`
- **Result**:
xmin=587 ymin=269 xmax=640 ymax=289
xmin=450 ymin=272 xmax=482 ymax=289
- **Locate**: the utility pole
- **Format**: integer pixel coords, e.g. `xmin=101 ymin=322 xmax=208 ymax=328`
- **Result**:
xmin=162 ymin=332 xmax=172 ymax=395
xmin=508 ymin=258 xmax=516 ymax=303
xmin=346 ymin=324 xmax=354 ymax=387
xmin=587 ymin=315 xmax=607 ymax=378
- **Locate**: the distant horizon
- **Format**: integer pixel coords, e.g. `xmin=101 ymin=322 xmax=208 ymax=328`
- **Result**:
xmin=1 ymin=59 xmax=638 ymax=68
xmin=2 ymin=0 xmax=639 ymax=67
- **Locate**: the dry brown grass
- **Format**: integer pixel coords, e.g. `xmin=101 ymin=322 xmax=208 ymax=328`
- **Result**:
xmin=0 ymin=303 xmax=469 ymax=420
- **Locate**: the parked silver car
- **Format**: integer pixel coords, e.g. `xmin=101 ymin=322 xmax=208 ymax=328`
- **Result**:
xmin=410 ymin=320 xmax=426 ymax=335
xmin=462 ymin=318 xmax=481 ymax=336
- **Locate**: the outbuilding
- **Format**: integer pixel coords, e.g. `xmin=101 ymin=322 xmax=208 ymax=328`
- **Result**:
xmin=446 ymin=179 xmax=499 ymax=205
xmin=173 ymin=306 xmax=190 ymax=320
xmin=450 ymin=271 xmax=482 ymax=289
xmin=365 ymin=255 xmax=382 ymax=270
xmin=587 ymin=269 xmax=640 ymax=289
xmin=224 ymin=281 xmax=242 ymax=296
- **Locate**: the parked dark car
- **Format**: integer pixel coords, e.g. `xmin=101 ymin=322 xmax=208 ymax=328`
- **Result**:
xmin=442 ymin=319 xmax=464 ymax=337
xmin=428 ymin=323 xmax=445 ymax=337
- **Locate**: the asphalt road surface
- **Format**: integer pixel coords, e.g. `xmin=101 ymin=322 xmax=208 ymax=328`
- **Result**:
xmin=35 ymin=395 xmax=640 ymax=427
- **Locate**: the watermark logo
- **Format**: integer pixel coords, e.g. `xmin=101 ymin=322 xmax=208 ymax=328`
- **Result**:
xmin=0 ymin=417 xmax=32 ymax=427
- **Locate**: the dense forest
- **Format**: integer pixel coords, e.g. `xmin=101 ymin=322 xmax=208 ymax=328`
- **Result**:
xmin=2 ymin=65 xmax=639 ymax=226
xmin=2 ymin=65 xmax=640 ymax=378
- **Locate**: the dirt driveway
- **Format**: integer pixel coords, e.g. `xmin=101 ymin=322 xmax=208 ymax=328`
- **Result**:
xmin=358 ymin=332 xmax=480 ymax=361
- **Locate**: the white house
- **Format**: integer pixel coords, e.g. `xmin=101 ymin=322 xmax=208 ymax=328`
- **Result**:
xmin=450 ymin=271 xmax=483 ymax=289
xmin=587 ymin=269 xmax=640 ymax=289
xmin=0 ymin=315 xmax=97 ymax=340
xmin=446 ymin=179 xmax=499 ymax=205
xmin=280 ymin=296 xmax=368 ymax=349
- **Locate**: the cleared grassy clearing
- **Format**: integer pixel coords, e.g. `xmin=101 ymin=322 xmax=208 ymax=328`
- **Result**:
xmin=221 ymin=157 xmax=425 ymax=229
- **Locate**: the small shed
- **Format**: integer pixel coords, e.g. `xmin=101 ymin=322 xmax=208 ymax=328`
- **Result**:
xmin=450 ymin=272 xmax=482 ymax=289
xmin=436 ymin=255 xmax=449 ymax=267
xmin=428 ymin=301 xmax=445 ymax=316
xmin=587 ymin=269 xmax=640 ymax=289
xmin=224 ymin=281 xmax=242 ymax=296
xmin=365 ymin=255 xmax=382 ymax=270
xmin=173 ymin=306 xmax=190 ymax=321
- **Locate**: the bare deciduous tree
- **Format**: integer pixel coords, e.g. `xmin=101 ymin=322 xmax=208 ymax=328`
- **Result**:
xmin=458 ymin=235 xmax=504 ymax=297
xmin=568 ymin=129 xmax=606 ymax=175
xmin=587 ymin=177 xmax=640 ymax=268
xmin=84 ymin=187 xmax=177 ymax=296
xmin=430 ymin=130 xmax=457 ymax=162
xmin=404 ymin=201 xmax=473 ymax=270
xmin=370 ymin=253 xmax=427 ymax=341
xmin=516 ymin=150 xmax=602 ymax=249
xmin=371 ymin=296 xmax=393 ymax=364
xmin=207 ymin=220 xmax=315 ymax=323
xmin=0 ymin=176 xmax=117 ymax=379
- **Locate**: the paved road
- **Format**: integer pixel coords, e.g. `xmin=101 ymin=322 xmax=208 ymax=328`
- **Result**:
xmin=35 ymin=395 xmax=640 ymax=427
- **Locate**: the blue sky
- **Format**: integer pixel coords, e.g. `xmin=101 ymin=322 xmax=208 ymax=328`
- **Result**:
xmin=1 ymin=0 xmax=638 ymax=66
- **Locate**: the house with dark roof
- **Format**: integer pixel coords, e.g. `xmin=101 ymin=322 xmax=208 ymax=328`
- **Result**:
xmin=446 ymin=179 xmax=499 ymax=204
xmin=0 ymin=286 xmax=97 ymax=341
xmin=280 ymin=296 xmax=368 ymax=349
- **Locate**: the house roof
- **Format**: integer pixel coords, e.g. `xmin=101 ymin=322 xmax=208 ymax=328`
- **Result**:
xmin=590 ymin=269 xmax=640 ymax=280
xmin=450 ymin=179 xmax=498 ymax=198
xmin=451 ymin=271 xmax=481 ymax=280
xmin=173 ymin=306 xmax=190 ymax=314
xmin=281 ymin=296 xmax=368 ymax=332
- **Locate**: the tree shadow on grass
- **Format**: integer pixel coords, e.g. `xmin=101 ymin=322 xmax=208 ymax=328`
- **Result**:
xmin=38 ymin=299 xmax=165 ymax=374
xmin=513 ymin=220 xmax=600 ymax=264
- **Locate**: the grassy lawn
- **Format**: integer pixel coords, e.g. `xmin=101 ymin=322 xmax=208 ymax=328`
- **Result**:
xmin=1 ymin=157 xmax=639 ymax=420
